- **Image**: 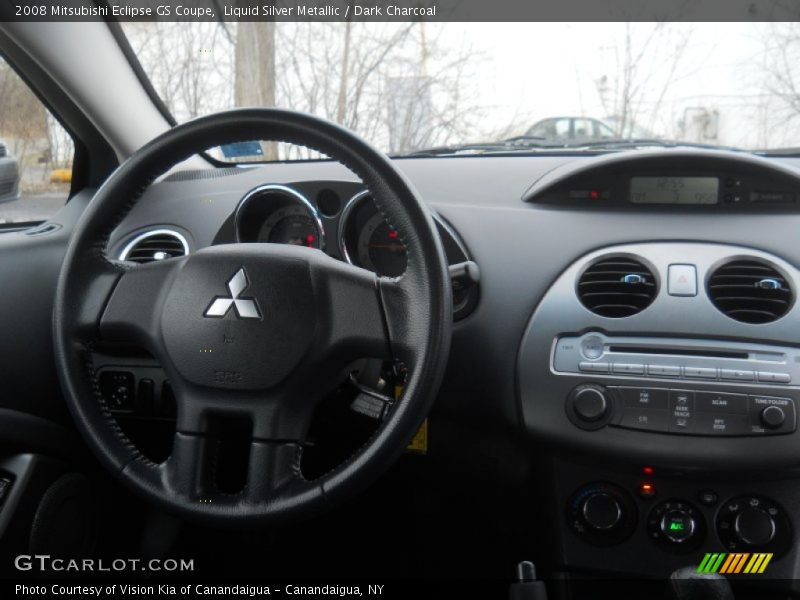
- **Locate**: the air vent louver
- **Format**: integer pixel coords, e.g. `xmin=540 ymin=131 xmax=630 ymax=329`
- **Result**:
xmin=578 ymin=257 xmax=657 ymax=318
xmin=120 ymin=230 xmax=188 ymax=264
xmin=707 ymin=259 xmax=792 ymax=324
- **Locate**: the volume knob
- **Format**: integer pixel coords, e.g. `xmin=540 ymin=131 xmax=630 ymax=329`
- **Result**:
xmin=570 ymin=384 xmax=609 ymax=423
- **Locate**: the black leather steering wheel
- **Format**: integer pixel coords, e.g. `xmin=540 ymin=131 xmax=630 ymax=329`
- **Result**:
xmin=53 ymin=109 xmax=452 ymax=525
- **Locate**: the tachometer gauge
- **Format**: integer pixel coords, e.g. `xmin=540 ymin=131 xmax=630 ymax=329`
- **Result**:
xmin=357 ymin=213 xmax=407 ymax=277
xmin=258 ymin=204 xmax=322 ymax=248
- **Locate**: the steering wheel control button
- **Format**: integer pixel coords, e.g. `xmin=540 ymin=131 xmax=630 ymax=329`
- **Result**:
xmin=581 ymin=335 xmax=605 ymax=360
xmin=619 ymin=387 xmax=668 ymax=410
xmin=648 ymin=500 xmax=704 ymax=551
xmin=582 ymin=493 xmax=622 ymax=531
xmin=568 ymin=483 xmax=637 ymax=546
xmin=668 ymin=264 xmax=697 ymax=297
xmin=717 ymin=496 xmax=791 ymax=555
xmin=566 ymin=384 xmax=611 ymax=429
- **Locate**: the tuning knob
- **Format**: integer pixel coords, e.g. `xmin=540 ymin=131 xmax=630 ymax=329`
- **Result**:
xmin=567 ymin=384 xmax=611 ymax=429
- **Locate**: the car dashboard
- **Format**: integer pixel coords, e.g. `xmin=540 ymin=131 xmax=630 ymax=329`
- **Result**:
xmin=9 ymin=148 xmax=800 ymax=592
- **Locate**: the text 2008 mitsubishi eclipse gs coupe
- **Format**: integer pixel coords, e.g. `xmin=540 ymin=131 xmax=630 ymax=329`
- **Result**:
xmin=4 ymin=14 xmax=800 ymax=600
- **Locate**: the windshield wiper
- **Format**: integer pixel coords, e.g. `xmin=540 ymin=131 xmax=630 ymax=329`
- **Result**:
xmin=568 ymin=138 xmax=744 ymax=152
xmin=399 ymin=136 xmax=556 ymax=157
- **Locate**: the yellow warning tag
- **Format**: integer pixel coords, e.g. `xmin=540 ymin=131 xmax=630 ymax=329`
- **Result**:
xmin=407 ymin=419 xmax=428 ymax=454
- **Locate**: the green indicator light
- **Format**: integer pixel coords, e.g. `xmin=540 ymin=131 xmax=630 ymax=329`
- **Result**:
xmin=669 ymin=521 xmax=685 ymax=531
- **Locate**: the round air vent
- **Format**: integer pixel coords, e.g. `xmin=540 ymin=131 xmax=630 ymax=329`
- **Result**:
xmin=119 ymin=229 xmax=189 ymax=264
xmin=707 ymin=259 xmax=792 ymax=324
xmin=578 ymin=257 xmax=657 ymax=318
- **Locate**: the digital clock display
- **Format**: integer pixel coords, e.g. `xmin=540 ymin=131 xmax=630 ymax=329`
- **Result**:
xmin=630 ymin=177 xmax=719 ymax=204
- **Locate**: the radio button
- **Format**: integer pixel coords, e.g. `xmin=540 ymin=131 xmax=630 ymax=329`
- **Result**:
xmin=669 ymin=390 xmax=695 ymax=433
xmin=720 ymin=369 xmax=756 ymax=382
xmin=684 ymin=366 xmax=718 ymax=379
xmin=619 ymin=408 xmax=669 ymax=432
xmin=696 ymin=391 xmax=748 ymax=414
xmin=695 ymin=413 xmax=749 ymax=435
xmin=648 ymin=364 xmax=681 ymax=377
xmin=579 ymin=361 xmax=609 ymax=373
xmin=757 ymin=371 xmax=791 ymax=384
xmin=581 ymin=335 xmax=605 ymax=360
xmin=619 ymin=387 xmax=669 ymax=410
xmin=613 ymin=363 xmax=645 ymax=375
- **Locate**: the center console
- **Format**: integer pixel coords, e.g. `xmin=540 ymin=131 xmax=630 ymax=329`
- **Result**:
xmin=518 ymin=241 xmax=800 ymax=585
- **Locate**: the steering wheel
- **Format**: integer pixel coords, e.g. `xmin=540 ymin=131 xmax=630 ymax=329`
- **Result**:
xmin=53 ymin=109 xmax=452 ymax=524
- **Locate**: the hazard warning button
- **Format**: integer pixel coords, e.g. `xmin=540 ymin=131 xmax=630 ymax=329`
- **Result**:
xmin=668 ymin=264 xmax=697 ymax=297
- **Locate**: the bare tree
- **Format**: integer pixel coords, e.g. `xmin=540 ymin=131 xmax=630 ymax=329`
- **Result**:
xmin=594 ymin=24 xmax=692 ymax=138
xmin=234 ymin=22 xmax=277 ymax=159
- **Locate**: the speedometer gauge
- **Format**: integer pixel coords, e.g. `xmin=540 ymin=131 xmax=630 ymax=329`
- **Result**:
xmin=356 ymin=213 xmax=407 ymax=277
xmin=258 ymin=204 xmax=321 ymax=248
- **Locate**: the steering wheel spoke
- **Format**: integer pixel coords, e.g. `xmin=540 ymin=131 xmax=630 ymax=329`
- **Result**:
xmin=99 ymin=257 xmax=186 ymax=357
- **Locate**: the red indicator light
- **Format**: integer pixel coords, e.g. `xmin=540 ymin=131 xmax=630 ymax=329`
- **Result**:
xmin=306 ymin=234 xmax=315 ymax=245
xmin=589 ymin=190 xmax=600 ymax=200
xmin=388 ymin=230 xmax=399 ymax=240
xmin=643 ymin=466 xmax=654 ymax=475
xmin=639 ymin=482 xmax=656 ymax=498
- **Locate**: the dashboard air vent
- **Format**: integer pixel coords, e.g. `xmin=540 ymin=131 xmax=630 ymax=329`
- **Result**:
xmin=578 ymin=257 xmax=657 ymax=318
xmin=707 ymin=259 xmax=792 ymax=324
xmin=119 ymin=229 xmax=189 ymax=264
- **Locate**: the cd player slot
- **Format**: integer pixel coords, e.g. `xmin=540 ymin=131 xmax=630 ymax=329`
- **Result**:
xmin=607 ymin=346 xmax=748 ymax=360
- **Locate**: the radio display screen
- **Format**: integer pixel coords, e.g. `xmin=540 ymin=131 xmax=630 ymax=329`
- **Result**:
xmin=630 ymin=177 xmax=719 ymax=204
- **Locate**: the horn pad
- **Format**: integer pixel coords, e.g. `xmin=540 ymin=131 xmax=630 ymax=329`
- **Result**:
xmin=161 ymin=247 xmax=316 ymax=390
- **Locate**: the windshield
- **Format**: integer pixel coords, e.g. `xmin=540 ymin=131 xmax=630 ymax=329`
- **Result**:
xmin=122 ymin=22 xmax=800 ymax=159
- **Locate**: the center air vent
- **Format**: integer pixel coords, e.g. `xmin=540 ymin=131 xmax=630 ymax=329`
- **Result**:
xmin=578 ymin=257 xmax=657 ymax=318
xmin=119 ymin=229 xmax=189 ymax=264
xmin=707 ymin=259 xmax=792 ymax=324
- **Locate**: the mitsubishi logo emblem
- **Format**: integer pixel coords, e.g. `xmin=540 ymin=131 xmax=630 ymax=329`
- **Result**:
xmin=204 ymin=268 xmax=261 ymax=319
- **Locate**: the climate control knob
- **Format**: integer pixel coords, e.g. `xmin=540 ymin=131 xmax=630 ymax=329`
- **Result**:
xmin=648 ymin=500 xmax=704 ymax=551
xmin=568 ymin=482 xmax=636 ymax=546
xmin=717 ymin=495 xmax=791 ymax=555
xmin=582 ymin=492 xmax=622 ymax=531
xmin=734 ymin=507 xmax=776 ymax=546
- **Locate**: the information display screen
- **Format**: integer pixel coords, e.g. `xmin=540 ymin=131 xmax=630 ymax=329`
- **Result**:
xmin=630 ymin=177 xmax=719 ymax=204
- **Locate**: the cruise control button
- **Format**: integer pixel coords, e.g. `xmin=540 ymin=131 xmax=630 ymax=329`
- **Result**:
xmin=619 ymin=387 xmax=668 ymax=410
xmin=648 ymin=365 xmax=681 ymax=377
xmin=695 ymin=413 xmax=749 ymax=435
xmin=684 ymin=366 xmax=717 ymax=379
xmin=720 ymin=369 xmax=755 ymax=382
xmin=757 ymin=371 xmax=791 ymax=384
xmin=618 ymin=409 xmax=669 ymax=432
xmin=696 ymin=391 xmax=748 ymax=414
xmin=579 ymin=361 xmax=609 ymax=373
xmin=613 ymin=363 xmax=645 ymax=375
